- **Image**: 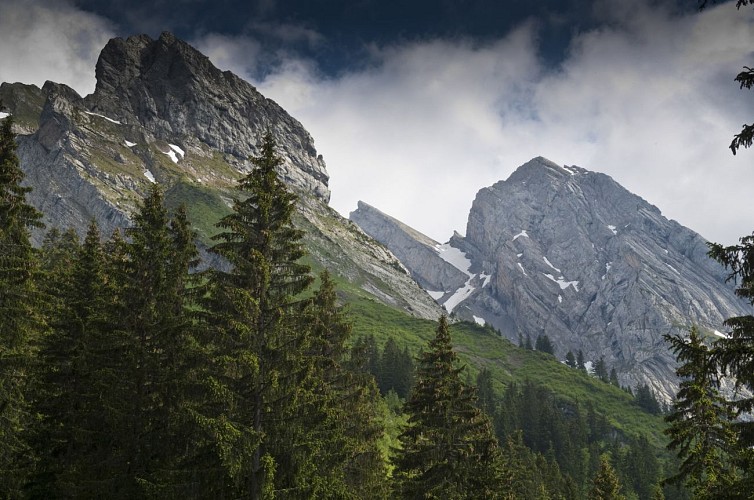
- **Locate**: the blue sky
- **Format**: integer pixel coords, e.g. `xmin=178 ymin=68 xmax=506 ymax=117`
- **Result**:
xmin=1 ymin=0 xmax=752 ymax=245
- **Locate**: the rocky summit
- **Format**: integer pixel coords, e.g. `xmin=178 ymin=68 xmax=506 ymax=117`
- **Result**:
xmin=350 ymin=157 xmax=750 ymax=400
xmin=0 ymin=32 xmax=441 ymax=320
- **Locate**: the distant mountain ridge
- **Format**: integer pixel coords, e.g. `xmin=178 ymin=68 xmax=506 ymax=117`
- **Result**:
xmin=350 ymin=157 xmax=749 ymax=400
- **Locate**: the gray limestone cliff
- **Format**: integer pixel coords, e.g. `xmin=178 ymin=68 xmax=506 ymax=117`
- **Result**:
xmin=351 ymin=157 xmax=750 ymax=400
xmin=1 ymin=33 xmax=440 ymax=320
xmin=349 ymin=201 xmax=467 ymax=293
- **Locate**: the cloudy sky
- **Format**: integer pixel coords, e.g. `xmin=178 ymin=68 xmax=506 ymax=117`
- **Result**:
xmin=1 ymin=0 xmax=752 ymax=245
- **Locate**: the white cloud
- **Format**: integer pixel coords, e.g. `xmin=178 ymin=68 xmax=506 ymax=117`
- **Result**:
xmin=1 ymin=0 xmax=752 ymax=247
xmin=246 ymin=2 xmax=754 ymax=245
xmin=0 ymin=0 xmax=114 ymax=96
xmin=192 ymin=33 xmax=264 ymax=80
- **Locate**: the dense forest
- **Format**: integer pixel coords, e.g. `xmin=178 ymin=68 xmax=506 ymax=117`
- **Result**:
xmin=0 ymin=116 xmax=752 ymax=498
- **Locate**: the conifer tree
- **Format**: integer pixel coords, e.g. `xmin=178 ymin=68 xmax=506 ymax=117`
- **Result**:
xmin=475 ymin=367 xmax=496 ymax=418
xmin=589 ymin=456 xmax=624 ymax=500
xmin=593 ymin=357 xmax=609 ymax=382
xmin=609 ymin=368 xmax=620 ymax=387
xmin=577 ymin=350 xmax=586 ymax=371
xmin=301 ymin=270 xmax=389 ymax=498
xmin=116 ymin=187 xmax=204 ymax=496
xmin=200 ymin=132 xmax=315 ymax=498
xmin=395 ymin=315 xmax=503 ymax=498
xmin=535 ymin=334 xmax=555 ymax=356
xmin=663 ymin=326 xmax=738 ymax=498
xmin=565 ymin=350 xmax=577 ymax=368
xmin=32 ymin=221 xmax=115 ymax=496
xmin=0 ymin=113 xmax=43 ymax=495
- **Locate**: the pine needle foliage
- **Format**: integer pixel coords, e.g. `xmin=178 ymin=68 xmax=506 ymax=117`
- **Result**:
xmin=199 ymin=132 xmax=316 ymax=498
xmin=395 ymin=315 xmax=503 ymax=499
xmin=588 ymin=456 xmax=624 ymax=500
xmin=663 ymin=326 xmax=739 ymax=498
xmin=0 ymin=113 xmax=43 ymax=496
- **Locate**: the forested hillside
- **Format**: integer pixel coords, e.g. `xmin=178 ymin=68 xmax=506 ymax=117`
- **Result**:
xmin=0 ymin=119 xmax=728 ymax=499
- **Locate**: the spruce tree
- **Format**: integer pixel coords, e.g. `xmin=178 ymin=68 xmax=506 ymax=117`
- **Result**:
xmin=116 ymin=187 xmax=204 ymax=496
xmin=565 ymin=350 xmax=577 ymax=368
xmin=395 ymin=315 xmax=503 ymax=499
xmin=475 ymin=367 xmax=496 ymax=418
xmin=663 ymin=326 xmax=738 ymax=498
xmin=577 ymin=350 xmax=586 ymax=371
xmin=200 ymin=132 xmax=315 ymax=498
xmin=609 ymin=368 xmax=620 ymax=387
xmin=302 ymin=270 xmax=389 ymax=498
xmin=535 ymin=334 xmax=555 ymax=356
xmin=0 ymin=113 xmax=43 ymax=495
xmin=589 ymin=456 xmax=624 ymax=500
xmin=593 ymin=357 xmax=609 ymax=382
xmin=32 ymin=221 xmax=115 ymax=496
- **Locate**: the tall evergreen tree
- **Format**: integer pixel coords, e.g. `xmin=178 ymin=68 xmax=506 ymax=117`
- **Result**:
xmin=32 ymin=221 xmax=116 ymax=496
xmin=303 ymin=270 xmax=389 ymax=498
xmin=663 ymin=326 xmax=739 ymax=498
xmin=0 ymin=113 xmax=43 ymax=495
xmin=708 ymin=236 xmax=754 ymax=487
xmin=200 ymin=132 xmax=316 ymax=498
xmin=395 ymin=315 xmax=503 ymax=499
xmin=117 ymin=188 xmax=205 ymax=496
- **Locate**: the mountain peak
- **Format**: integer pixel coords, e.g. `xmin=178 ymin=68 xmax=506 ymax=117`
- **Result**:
xmin=506 ymin=156 xmax=580 ymax=185
xmin=354 ymin=157 xmax=749 ymax=401
xmin=86 ymin=32 xmax=330 ymax=201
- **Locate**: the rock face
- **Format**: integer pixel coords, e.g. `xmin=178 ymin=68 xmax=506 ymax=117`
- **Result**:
xmin=1 ymin=32 xmax=441 ymax=320
xmin=85 ymin=33 xmax=329 ymax=201
xmin=350 ymin=201 xmax=467 ymax=293
xmin=351 ymin=157 xmax=750 ymax=400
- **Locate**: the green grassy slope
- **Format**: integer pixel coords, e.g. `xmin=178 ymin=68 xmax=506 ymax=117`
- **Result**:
xmin=342 ymin=292 xmax=668 ymax=448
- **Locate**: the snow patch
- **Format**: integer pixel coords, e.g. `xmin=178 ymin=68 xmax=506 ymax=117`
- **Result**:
xmin=713 ymin=330 xmax=728 ymax=338
xmin=517 ymin=263 xmax=528 ymax=276
xmin=161 ymin=143 xmax=185 ymax=164
xmin=473 ymin=315 xmax=486 ymax=326
xmin=427 ymin=290 xmax=445 ymax=300
xmin=558 ymin=295 xmax=563 ymax=303
xmin=543 ymin=273 xmax=579 ymax=291
xmin=584 ymin=361 xmax=594 ymax=375
xmin=480 ymin=273 xmax=492 ymax=287
xmin=435 ymin=243 xmax=472 ymax=276
xmin=169 ymin=143 xmax=185 ymax=157
xmin=124 ymin=140 xmax=136 ymax=147
xmin=143 ymin=170 xmax=156 ymax=183
xmin=84 ymin=111 xmax=121 ymax=124
xmin=0 ymin=112 xmax=10 ymax=119
xmin=543 ymin=256 xmax=561 ymax=273
xmin=602 ymin=262 xmax=612 ymax=280
xmin=443 ymin=279 xmax=475 ymax=313
xmin=607 ymin=225 xmax=617 ymax=235
xmin=666 ymin=263 xmax=680 ymax=274
xmin=517 ymin=253 xmax=523 ymax=258
xmin=165 ymin=150 xmax=179 ymax=163
xmin=512 ymin=230 xmax=529 ymax=241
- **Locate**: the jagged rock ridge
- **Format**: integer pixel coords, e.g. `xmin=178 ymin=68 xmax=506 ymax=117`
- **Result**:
xmin=351 ymin=157 xmax=750 ymax=400
xmin=0 ymin=33 xmax=441 ymax=320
